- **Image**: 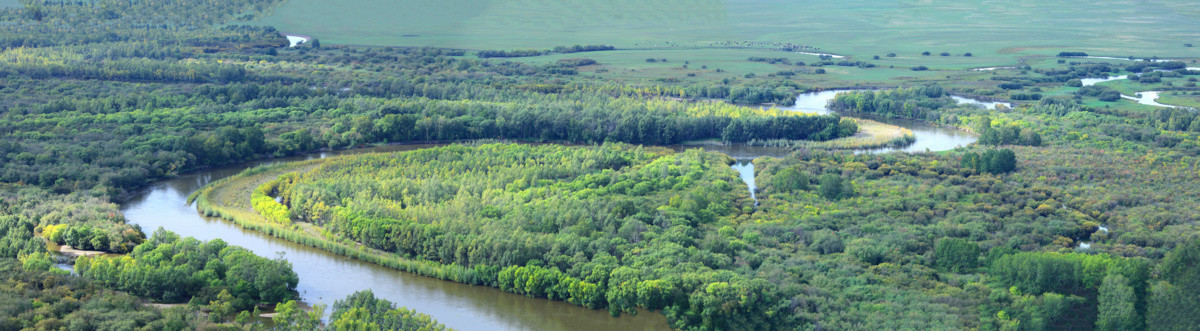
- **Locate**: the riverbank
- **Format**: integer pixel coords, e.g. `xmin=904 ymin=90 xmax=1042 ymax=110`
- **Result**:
xmin=744 ymin=118 xmax=915 ymax=150
xmin=189 ymin=152 xmax=676 ymax=329
xmin=119 ymin=142 xmax=668 ymax=331
xmin=187 ymin=161 xmax=456 ymax=283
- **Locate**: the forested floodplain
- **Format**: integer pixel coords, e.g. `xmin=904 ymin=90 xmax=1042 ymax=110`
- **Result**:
xmin=3 ymin=0 xmax=1200 ymax=329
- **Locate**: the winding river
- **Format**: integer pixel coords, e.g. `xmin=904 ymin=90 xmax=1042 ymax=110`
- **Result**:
xmin=1080 ymin=75 xmax=1193 ymax=109
xmin=120 ymin=145 xmax=671 ymax=331
xmin=778 ymin=90 xmax=980 ymax=153
xmin=116 ymin=90 xmax=977 ymax=330
xmin=684 ymin=90 xmax=979 ymax=205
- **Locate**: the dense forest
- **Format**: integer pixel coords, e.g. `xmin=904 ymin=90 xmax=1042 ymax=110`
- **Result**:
xmin=1 ymin=0 xmax=1200 ymax=329
xmin=267 ymin=144 xmax=778 ymax=327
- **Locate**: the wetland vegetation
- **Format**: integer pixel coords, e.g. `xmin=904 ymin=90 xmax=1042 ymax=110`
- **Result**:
xmin=2 ymin=0 xmax=1200 ymax=330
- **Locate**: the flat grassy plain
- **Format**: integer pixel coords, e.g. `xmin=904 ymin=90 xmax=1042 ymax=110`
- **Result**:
xmin=250 ymin=0 xmax=1200 ymax=64
xmin=1156 ymin=91 xmax=1200 ymax=109
xmin=1093 ymin=77 xmax=1200 ymax=108
xmin=507 ymin=48 xmax=958 ymax=86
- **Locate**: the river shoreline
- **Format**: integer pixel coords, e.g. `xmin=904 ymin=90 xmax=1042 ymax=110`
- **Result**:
xmin=127 ymin=144 xmax=672 ymax=331
xmin=117 ymin=88 xmax=980 ymax=330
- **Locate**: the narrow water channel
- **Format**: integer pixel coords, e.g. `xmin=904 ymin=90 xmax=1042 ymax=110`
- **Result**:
xmin=689 ymin=90 xmax=981 ymax=205
xmin=1080 ymin=75 xmax=1192 ymax=108
xmin=729 ymin=160 xmax=757 ymax=203
xmin=119 ymin=144 xmax=671 ymax=331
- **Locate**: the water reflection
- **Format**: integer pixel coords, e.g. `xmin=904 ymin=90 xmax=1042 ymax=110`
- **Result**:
xmin=782 ymin=90 xmax=978 ymax=153
xmin=1081 ymin=75 xmax=1128 ymax=86
xmin=729 ymin=160 xmax=758 ymax=205
xmin=951 ymin=96 xmax=1012 ymax=110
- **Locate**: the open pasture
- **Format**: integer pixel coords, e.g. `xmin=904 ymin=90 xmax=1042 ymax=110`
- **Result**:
xmin=506 ymin=48 xmax=984 ymax=87
xmin=250 ymin=0 xmax=1200 ymax=65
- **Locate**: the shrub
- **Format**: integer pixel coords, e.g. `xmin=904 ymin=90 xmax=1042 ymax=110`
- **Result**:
xmin=934 ymin=238 xmax=980 ymax=272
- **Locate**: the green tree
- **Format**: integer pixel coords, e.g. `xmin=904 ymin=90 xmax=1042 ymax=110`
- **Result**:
xmin=1146 ymin=281 xmax=1191 ymax=330
xmin=1146 ymin=240 xmax=1200 ymax=329
xmin=208 ymin=290 xmax=235 ymax=323
xmin=1097 ymin=274 xmax=1139 ymax=331
xmin=809 ymin=229 xmax=844 ymax=254
xmin=979 ymin=149 xmax=1017 ymax=174
xmin=774 ymin=167 xmax=809 ymax=192
xmin=330 ymin=307 xmax=381 ymax=330
xmin=975 ymin=116 xmax=993 ymax=135
xmin=1019 ymin=129 xmax=1042 ymax=146
xmin=818 ymin=174 xmax=844 ymax=200
xmin=838 ymin=118 xmax=858 ymax=137
xmin=847 ymin=238 xmax=888 ymax=264
xmin=273 ymin=300 xmax=325 ymax=330
xmin=934 ymin=238 xmax=980 ymax=272
xmin=960 ymin=152 xmax=981 ymax=172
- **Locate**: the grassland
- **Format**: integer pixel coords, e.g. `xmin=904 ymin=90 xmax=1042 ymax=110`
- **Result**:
xmin=506 ymin=48 xmax=996 ymax=88
xmin=1090 ymin=77 xmax=1200 ymax=109
xmin=248 ymin=0 xmax=1200 ymax=65
xmin=1156 ymin=91 xmax=1200 ymax=108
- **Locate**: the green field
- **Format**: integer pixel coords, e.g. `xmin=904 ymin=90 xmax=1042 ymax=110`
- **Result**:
xmin=504 ymin=48 xmax=964 ymax=86
xmin=250 ymin=0 xmax=1200 ymax=65
xmin=1157 ymin=91 xmax=1200 ymax=108
xmin=1094 ymin=77 xmax=1200 ymax=108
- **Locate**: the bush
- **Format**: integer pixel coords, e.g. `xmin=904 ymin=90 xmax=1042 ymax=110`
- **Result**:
xmin=1010 ymin=93 xmax=1042 ymax=101
xmin=934 ymin=238 xmax=980 ymax=272
xmin=553 ymin=44 xmax=615 ymax=53
xmin=555 ymin=58 xmax=597 ymax=67
xmin=809 ymin=230 xmax=843 ymax=254
xmin=998 ymin=83 xmax=1023 ymax=90
xmin=847 ymin=238 xmax=888 ymax=264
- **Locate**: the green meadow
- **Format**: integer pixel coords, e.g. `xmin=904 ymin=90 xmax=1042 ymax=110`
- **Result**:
xmin=250 ymin=0 xmax=1200 ymax=65
xmin=504 ymin=48 xmax=977 ymax=87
